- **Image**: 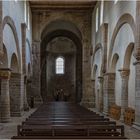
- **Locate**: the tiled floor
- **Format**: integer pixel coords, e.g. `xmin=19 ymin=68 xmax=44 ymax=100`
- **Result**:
xmin=0 ymin=107 xmax=140 ymax=139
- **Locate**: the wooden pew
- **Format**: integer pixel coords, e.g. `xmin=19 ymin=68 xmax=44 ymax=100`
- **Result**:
xmin=16 ymin=124 xmax=125 ymax=138
xmin=12 ymin=102 xmax=126 ymax=139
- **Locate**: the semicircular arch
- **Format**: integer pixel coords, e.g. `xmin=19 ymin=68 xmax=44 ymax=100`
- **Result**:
xmin=41 ymin=19 xmax=82 ymax=41
xmin=0 ymin=44 xmax=8 ymax=68
xmin=10 ymin=53 xmax=19 ymax=73
xmin=108 ymin=13 xmax=136 ymax=68
xmin=110 ymin=53 xmax=119 ymax=73
xmin=2 ymin=16 xmax=21 ymax=72
xmin=123 ymin=42 xmax=134 ymax=69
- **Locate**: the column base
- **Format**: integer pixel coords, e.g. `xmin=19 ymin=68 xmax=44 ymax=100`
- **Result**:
xmin=103 ymin=107 xmax=109 ymax=116
xmin=103 ymin=111 xmax=109 ymax=116
xmin=133 ymin=122 xmax=140 ymax=131
xmin=80 ymin=98 xmax=95 ymax=108
xmin=34 ymin=97 xmax=43 ymax=107
xmin=119 ymin=115 xmax=124 ymax=122
xmin=0 ymin=117 xmax=11 ymax=123
xmin=11 ymin=111 xmax=22 ymax=117
xmin=24 ymin=105 xmax=30 ymax=111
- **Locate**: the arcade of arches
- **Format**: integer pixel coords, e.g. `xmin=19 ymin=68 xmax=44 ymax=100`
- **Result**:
xmin=1 ymin=0 xmax=140 ymax=138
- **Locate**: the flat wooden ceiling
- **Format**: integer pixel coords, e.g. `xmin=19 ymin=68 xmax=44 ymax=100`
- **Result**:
xmin=29 ymin=0 xmax=97 ymax=12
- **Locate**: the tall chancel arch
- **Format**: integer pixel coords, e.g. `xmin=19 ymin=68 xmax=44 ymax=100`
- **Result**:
xmin=40 ymin=19 xmax=82 ymax=103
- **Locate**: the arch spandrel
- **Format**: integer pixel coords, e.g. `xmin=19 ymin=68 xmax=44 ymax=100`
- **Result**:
xmin=41 ymin=19 xmax=82 ymax=41
xmin=110 ymin=53 xmax=119 ymax=73
xmin=0 ymin=44 xmax=8 ymax=68
xmin=2 ymin=16 xmax=21 ymax=73
xmin=108 ymin=13 xmax=136 ymax=69
xmin=123 ymin=42 xmax=134 ymax=69
xmin=10 ymin=53 xmax=19 ymax=73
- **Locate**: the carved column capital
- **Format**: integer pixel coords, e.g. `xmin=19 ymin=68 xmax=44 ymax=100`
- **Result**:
xmin=118 ymin=69 xmax=130 ymax=78
xmin=134 ymin=47 xmax=140 ymax=59
xmin=91 ymin=79 xmax=95 ymax=82
xmin=0 ymin=68 xmax=12 ymax=79
xmin=21 ymin=23 xmax=27 ymax=29
xmin=103 ymin=72 xmax=115 ymax=76
xmin=98 ymin=76 xmax=103 ymax=83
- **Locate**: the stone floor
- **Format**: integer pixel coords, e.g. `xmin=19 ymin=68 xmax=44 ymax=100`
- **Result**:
xmin=0 ymin=108 xmax=36 ymax=139
xmin=0 ymin=107 xmax=140 ymax=139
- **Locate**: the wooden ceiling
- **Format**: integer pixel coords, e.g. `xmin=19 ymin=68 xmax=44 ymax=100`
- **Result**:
xmin=29 ymin=0 xmax=97 ymax=12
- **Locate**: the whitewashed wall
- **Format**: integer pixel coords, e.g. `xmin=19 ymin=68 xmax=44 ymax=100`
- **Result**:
xmin=2 ymin=1 xmax=32 ymax=73
xmin=91 ymin=1 xmax=136 ymax=109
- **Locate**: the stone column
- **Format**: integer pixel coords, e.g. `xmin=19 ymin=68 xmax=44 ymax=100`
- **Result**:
xmin=92 ymin=79 xmax=96 ymax=108
xmin=103 ymin=73 xmax=115 ymax=115
xmin=133 ymin=58 xmax=140 ymax=129
xmin=0 ymin=1 xmax=3 ymax=54
xmin=81 ymin=41 xmax=94 ymax=108
xmin=21 ymin=23 xmax=29 ymax=110
xmin=32 ymin=41 xmax=43 ymax=106
xmin=81 ymin=78 xmax=95 ymax=108
xmin=9 ymin=73 xmax=24 ymax=116
xmin=98 ymin=76 xmax=104 ymax=112
xmin=0 ymin=68 xmax=11 ymax=122
xmin=118 ymin=69 xmax=130 ymax=121
xmin=23 ymin=75 xmax=29 ymax=111
xmin=132 ymin=1 xmax=140 ymax=130
xmin=21 ymin=23 xmax=27 ymax=74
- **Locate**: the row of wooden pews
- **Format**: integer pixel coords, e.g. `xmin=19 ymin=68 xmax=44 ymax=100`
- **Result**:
xmin=12 ymin=102 xmax=127 ymax=139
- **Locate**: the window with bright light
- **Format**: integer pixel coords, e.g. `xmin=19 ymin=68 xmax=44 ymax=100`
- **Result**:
xmin=27 ymin=5 xmax=30 ymax=30
xmin=56 ymin=57 xmax=64 ymax=74
xmin=100 ymin=0 xmax=104 ymax=25
xmin=24 ymin=1 xmax=27 ymax=23
xmin=96 ymin=8 xmax=99 ymax=32
xmin=24 ymin=1 xmax=30 ymax=30
xmin=114 ymin=0 xmax=118 ymax=4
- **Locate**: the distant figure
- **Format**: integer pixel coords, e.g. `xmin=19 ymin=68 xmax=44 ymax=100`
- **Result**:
xmin=54 ymin=89 xmax=60 ymax=101
xmin=54 ymin=88 xmax=67 ymax=101
xmin=59 ymin=89 xmax=64 ymax=101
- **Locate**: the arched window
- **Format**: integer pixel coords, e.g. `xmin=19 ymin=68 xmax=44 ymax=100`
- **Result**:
xmin=114 ymin=0 xmax=118 ymax=4
xmin=56 ymin=57 xmax=64 ymax=74
xmin=100 ymin=0 xmax=104 ymax=25
xmin=96 ymin=8 xmax=99 ymax=32
xmin=24 ymin=1 xmax=30 ymax=30
xmin=24 ymin=1 xmax=27 ymax=23
xmin=27 ymin=5 xmax=30 ymax=30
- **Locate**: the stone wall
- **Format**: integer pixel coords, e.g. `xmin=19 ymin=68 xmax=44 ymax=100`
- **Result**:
xmin=46 ymin=53 xmax=76 ymax=102
xmin=91 ymin=1 xmax=137 ymax=125
xmin=31 ymin=41 xmax=42 ymax=106
xmin=32 ymin=9 xmax=94 ymax=107
xmin=9 ymin=73 xmax=24 ymax=116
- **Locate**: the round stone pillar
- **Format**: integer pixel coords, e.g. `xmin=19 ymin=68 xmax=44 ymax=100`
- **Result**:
xmin=0 ymin=68 xmax=11 ymax=122
xmin=92 ymin=79 xmax=96 ymax=108
xmin=118 ymin=69 xmax=130 ymax=121
xmin=23 ymin=75 xmax=29 ymax=111
xmin=98 ymin=76 xmax=104 ymax=112
xmin=133 ymin=1 xmax=140 ymax=130
xmin=103 ymin=73 xmax=115 ymax=115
